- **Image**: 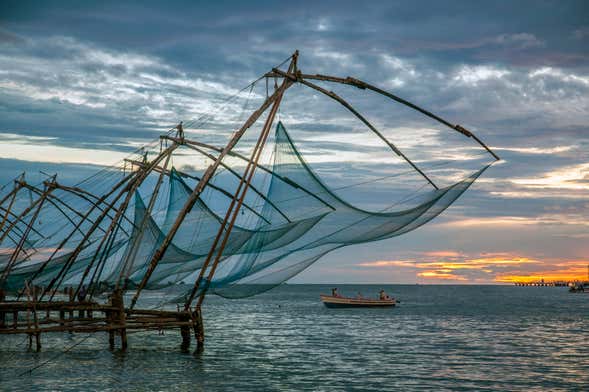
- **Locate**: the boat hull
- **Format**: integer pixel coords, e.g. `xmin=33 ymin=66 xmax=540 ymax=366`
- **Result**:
xmin=320 ymin=294 xmax=396 ymax=308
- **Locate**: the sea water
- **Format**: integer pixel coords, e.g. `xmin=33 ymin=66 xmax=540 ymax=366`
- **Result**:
xmin=1 ymin=285 xmax=588 ymax=391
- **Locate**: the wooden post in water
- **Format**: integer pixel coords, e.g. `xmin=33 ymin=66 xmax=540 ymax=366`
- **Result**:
xmin=193 ymin=308 xmax=204 ymax=353
xmin=32 ymin=286 xmax=41 ymax=351
xmin=107 ymin=308 xmax=115 ymax=350
xmin=180 ymin=311 xmax=191 ymax=353
xmin=111 ymin=289 xmax=127 ymax=350
xmin=0 ymin=289 xmax=5 ymax=328
xmin=68 ymin=287 xmax=74 ymax=325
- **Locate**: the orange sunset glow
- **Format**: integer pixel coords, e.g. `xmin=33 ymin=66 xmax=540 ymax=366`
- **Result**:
xmin=358 ymin=253 xmax=589 ymax=283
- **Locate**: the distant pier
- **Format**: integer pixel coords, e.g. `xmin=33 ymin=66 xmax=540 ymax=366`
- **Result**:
xmin=513 ymin=280 xmax=589 ymax=287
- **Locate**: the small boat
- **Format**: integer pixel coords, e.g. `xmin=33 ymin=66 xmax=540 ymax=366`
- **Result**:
xmin=320 ymin=294 xmax=396 ymax=308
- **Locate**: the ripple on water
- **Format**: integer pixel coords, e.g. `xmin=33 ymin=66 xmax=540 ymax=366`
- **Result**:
xmin=1 ymin=285 xmax=588 ymax=391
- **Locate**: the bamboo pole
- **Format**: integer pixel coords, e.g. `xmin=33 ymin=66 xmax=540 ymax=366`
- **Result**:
xmin=124 ymin=158 xmax=272 ymax=224
xmin=43 ymin=144 xmax=176 ymax=300
xmin=129 ymin=55 xmax=297 ymax=310
xmin=189 ymin=75 xmax=287 ymax=311
xmin=0 ymin=179 xmax=54 ymax=287
xmin=270 ymin=69 xmax=439 ymax=190
xmin=0 ymin=182 xmax=22 ymax=235
xmin=84 ymin=145 xmax=178 ymax=297
xmin=163 ymin=136 xmax=335 ymax=211
xmin=24 ymin=173 xmax=134 ymax=300
xmin=0 ymin=180 xmax=52 ymax=247
xmin=171 ymin=140 xmax=291 ymax=223
xmin=267 ymin=71 xmax=500 ymax=161
xmin=116 ymin=151 xmax=174 ymax=289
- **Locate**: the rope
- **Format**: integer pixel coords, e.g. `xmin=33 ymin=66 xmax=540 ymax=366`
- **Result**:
xmin=16 ymin=333 xmax=93 ymax=378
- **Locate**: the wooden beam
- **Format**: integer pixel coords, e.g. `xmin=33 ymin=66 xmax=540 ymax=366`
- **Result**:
xmin=72 ymin=144 xmax=179 ymax=299
xmin=292 ymin=75 xmax=439 ymax=190
xmin=41 ymin=146 xmax=177 ymax=300
xmin=124 ymin=158 xmax=271 ymax=224
xmin=266 ymin=71 xmax=500 ymax=161
xmin=169 ymin=139 xmax=291 ymax=223
xmin=191 ymin=77 xmax=286 ymax=310
xmin=129 ymin=61 xmax=297 ymax=310
xmin=116 ymin=151 xmax=174 ymax=289
xmin=163 ymin=136 xmax=335 ymax=211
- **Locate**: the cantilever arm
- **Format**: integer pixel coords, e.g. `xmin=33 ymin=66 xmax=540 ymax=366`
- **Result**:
xmin=269 ymin=72 xmax=500 ymax=161
xmin=271 ymin=68 xmax=439 ymax=190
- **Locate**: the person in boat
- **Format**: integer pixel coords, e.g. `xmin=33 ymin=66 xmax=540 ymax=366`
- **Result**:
xmin=331 ymin=288 xmax=339 ymax=297
xmin=356 ymin=292 xmax=363 ymax=299
xmin=379 ymin=289 xmax=390 ymax=300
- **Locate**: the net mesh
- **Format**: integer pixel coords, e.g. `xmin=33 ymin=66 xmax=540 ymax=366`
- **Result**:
xmin=1 ymin=121 xmax=489 ymax=303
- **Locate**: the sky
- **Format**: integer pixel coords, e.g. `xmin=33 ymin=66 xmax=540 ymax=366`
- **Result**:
xmin=0 ymin=0 xmax=588 ymax=284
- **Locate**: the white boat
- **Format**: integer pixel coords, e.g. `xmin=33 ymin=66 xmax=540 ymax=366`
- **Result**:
xmin=320 ymin=294 xmax=396 ymax=308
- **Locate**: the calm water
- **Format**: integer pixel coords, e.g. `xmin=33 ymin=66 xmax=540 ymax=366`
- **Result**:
xmin=1 ymin=285 xmax=588 ymax=391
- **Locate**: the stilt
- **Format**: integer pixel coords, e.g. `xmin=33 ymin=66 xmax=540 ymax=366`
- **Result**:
xmin=109 ymin=329 xmax=115 ymax=350
xmin=105 ymin=308 xmax=115 ymax=350
xmin=35 ymin=330 xmax=41 ymax=352
xmin=111 ymin=289 xmax=127 ymax=350
xmin=180 ymin=323 xmax=191 ymax=353
xmin=0 ymin=289 xmax=5 ymax=328
xmin=193 ymin=308 xmax=204 ymax=353
xmin=68 ymin=288 xmax=74 ymax=320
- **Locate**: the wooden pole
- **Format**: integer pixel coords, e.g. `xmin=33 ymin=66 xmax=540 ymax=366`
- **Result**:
xmin=43 ymin=144 xmax=176 ymax=300
xmin=0 ymin=183 xmax=21 ymax=235
xmin=76 ymin=144 xmax=178 ymax=299
xmin=129 ymin=57 xmax=296 ymax=310
xmin=0 ymin=180 xmax=54 ymax=288
xmin=26 ymin=173 xmax=135 ymax=300
xmin=189 ymin=76 xmax=287 ymax=311
xmin=162 ymin=136 xmax=334 ymax=210
xmin=293 ymin=75 xmax=439 ymax=190
xmin=111 ymin=289 xmax=127 ymax=350
xmin=0 ymin=179 xmax=50 ymax=247
xmin=0 ymin=289 xmax=5 ymax=328
xmin=124 ymin=158 xmax=272 ymax=224
xmin=193 ymin=308 xmax=204 ymax=353
xmin=267 ymin=71 xmax=500 ymax=161
xmin=116 ymin=149 xmax=174 ymax=289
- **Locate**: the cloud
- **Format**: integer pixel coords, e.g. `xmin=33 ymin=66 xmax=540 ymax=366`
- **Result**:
xmin=1 ymin=2 xmax=589 ymax=285
xmin=511 ymin=162 xmax=589 ymax=191
xmin=495 ymin=260 xmax=589 ymax=282
xmin=356 ymin=251 xmax=584 ymax=283
xmin=492 ymin=33 xmax=544 ymax=49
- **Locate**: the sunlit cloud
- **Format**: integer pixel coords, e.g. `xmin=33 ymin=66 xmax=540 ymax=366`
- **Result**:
xmin=511 ymin=162 xmax=589 ymax=190
xmin=453 ymin=65 xmax=510 ymax=85
xmin=356 ymin=252 xmax=585 ymax=283
xmin=417 ymin=271 xmax=467 ymax=280
xmin=438 ymin=214 xmax=589 ymax=228
xmin=496 ymin=260 xmax=589 ymax=283
xmin=0 ymin=140 xmax=128 ymax=166
xmin=494 ymin=145 xmax=574 ymax=155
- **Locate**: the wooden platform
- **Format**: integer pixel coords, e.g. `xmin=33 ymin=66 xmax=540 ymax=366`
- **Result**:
xmin=0 ymin=290 xmax=204 ymax=352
